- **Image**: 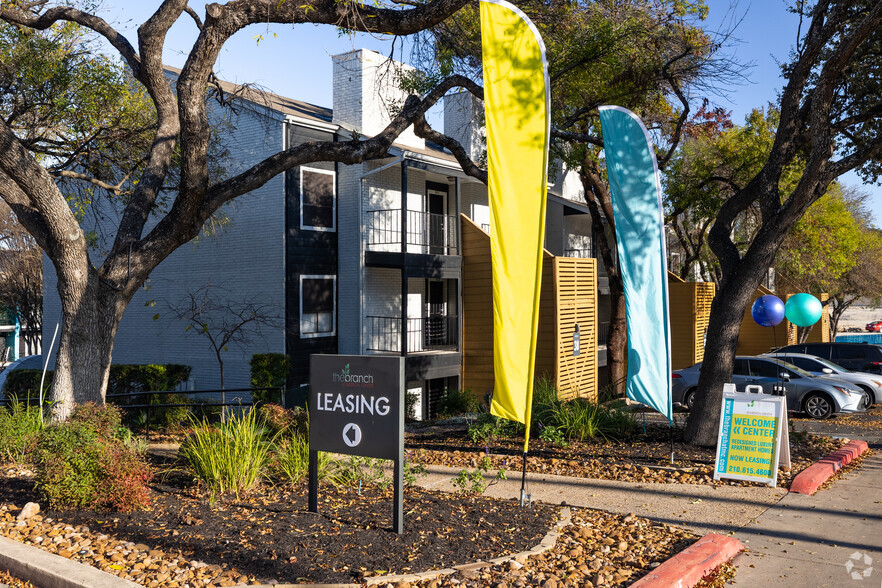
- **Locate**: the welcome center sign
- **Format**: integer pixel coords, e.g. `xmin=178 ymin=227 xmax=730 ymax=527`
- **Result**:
xmin=714 ymin=385 xmax=790 ymax=487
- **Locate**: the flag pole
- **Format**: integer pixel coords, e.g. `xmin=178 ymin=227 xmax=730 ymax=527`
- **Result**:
xmin=520 ymin=384 xmax=533 ymax=507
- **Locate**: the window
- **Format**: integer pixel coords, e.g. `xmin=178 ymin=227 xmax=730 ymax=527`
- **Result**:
xmin=749 ymin=360 xmax=780 ymax=379
xmin=732 ymin=359 xmax=749 ymax=376
xmin=300 ymin=167 xmax=335 ymax=231
xmin=300 ymin=275 xmax=335 ymax=337
xmin=832 ymin=344 xmax=866 ymax=361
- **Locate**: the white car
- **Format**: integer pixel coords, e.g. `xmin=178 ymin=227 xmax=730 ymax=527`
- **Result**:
xmin=761 ymin=352 xmax=881 ymax=410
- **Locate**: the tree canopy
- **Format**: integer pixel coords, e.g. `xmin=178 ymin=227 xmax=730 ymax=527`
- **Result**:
xmin=0 ymin=0 xmax=470 ymax=419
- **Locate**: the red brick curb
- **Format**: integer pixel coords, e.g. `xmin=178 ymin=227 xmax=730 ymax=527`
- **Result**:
xmin=630 ymin=533 xmax=744 ymax=588
xmin=789 ymin=439 xmax=869 ymax=495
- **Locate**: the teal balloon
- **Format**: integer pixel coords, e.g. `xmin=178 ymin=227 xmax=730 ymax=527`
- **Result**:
xmin=785 ymin=293 xmax=822 ymax=327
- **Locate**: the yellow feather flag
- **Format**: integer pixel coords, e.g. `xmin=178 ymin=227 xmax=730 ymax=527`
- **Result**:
xmin=481 ymin=0 xmax=550 ymax=452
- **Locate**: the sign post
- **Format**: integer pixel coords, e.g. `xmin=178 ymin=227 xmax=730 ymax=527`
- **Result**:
xmin=714 ymin=384 xmax=790 ymax=487
xmin=308 ymin=354 xmax=405 ymax=533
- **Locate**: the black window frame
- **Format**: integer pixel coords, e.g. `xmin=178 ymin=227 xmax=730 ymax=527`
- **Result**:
xmin=300 ymin=166 xmax=336 ymax=232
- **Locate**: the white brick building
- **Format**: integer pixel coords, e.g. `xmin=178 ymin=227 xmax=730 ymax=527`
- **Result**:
xmin=42 ymin=49 xmax=600 ymax=414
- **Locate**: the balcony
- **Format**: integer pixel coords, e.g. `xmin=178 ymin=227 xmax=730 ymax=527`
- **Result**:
xmin=366 ymin=315 xmax=459 ymax=353
xmin=366 ymin=209 xmax=459 ymax=256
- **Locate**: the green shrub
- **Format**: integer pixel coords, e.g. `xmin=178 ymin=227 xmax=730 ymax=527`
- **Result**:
xmin=258 ymin=403 xmax=307 ymax=437
xmin=269 ymin=435 xmax=341 ymax=486
xmin=530 ymin=378 xmax=636 ymax=442
xmin=435 ymin=388 xmax=479 ymax=418
xmin=250 ymin=353 xmax=289 ymax=404
xmin=467 ymin=412 xmax=523 ymax=447
xmin=3 ymin=370 xmax=48 ymax=400
xmin=3 ymin=364 xmax=191 ymax=400
xmin=33 ymin=403 xmax=151 ymax=511
xmin=179 ymin=408 xmax=275 ymax=500
xmin=0 ymin=397 xmax=42 ymax=463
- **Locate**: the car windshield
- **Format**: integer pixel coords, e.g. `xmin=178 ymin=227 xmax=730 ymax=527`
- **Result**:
xmin=810 ymin=356 xmax=849 ymax=372
xmin=768 ymin=358 xmax=815 ymax=378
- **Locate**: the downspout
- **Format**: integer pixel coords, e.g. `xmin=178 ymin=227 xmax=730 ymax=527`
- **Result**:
xmin=359 ymin=156 xmax=404 ymax=354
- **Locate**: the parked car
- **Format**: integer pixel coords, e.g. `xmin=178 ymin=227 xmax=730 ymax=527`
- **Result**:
xmin=867 ymin=320 xmax=882 ymax=332
xmin=774 ymin=342 xmax=882 ymax=374
xmin=671 ymin=356 xmax=867 ymax=419
xmin=0 ymin=354 xmax=43 ymax=398
xmin=760 ymin=352 xmax=881 ymax=409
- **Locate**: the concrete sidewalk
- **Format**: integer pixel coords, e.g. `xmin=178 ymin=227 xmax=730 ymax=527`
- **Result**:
xmin=729 ymin=447 xmax=882 ymax=586
xmin=412 ymin=444 xmax=881 ymax=586
xmin=415 ymin=463 xmax=786 ymax=536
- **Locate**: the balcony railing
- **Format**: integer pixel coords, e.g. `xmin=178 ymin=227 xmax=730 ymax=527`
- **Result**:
xmin=564 ymin=248 xmax=592 ymax=258
xmin=366 ymin=315 xmax=459 ymax=353
xmin=366 ymin=209 xmax=459 ymax=255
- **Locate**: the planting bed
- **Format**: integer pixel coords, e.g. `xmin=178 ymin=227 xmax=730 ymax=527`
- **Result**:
xmin=406 ymin=421 xmax=846 ymax=489
xmin=0 ymin=456 xmax=706 ymax=587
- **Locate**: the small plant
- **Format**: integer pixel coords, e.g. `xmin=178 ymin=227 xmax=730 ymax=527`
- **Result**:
xmin=335 ymin=456 xmax=390 ymax=491
xmin=0 ymin=396 xmax=42 ymax=463
xmin=270 ymin=434 xmax=341 ymax=486
xmin=467 ymin=412 xmax=521 ymax=447
xmin=538 ymin=424 xmax=569 ymax=447
xmin=435 ymin=388 xmax=479 ymax=418
xmin=179 ymin=408 xmax=275 ymax=501
xmin=452 ymin=456 xmax=506 ymax=495
xmin=403 ymin=455 xmax=427 ymax=487
xmin=33 ymin=403 xmax=151 ymax=511
xmin=259 ymin=403 xmax=307 ymax=437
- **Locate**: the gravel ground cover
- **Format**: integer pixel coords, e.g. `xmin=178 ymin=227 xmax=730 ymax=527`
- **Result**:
xmin=0 ymin=569 xmax=37 ymax=587
xmin=0 ymin=455 xmax=710 ymax=588
xmin=406 ymin=422 xmax=845 ymax=489
xmin=407 ymin=508 xmax=698 ymax=587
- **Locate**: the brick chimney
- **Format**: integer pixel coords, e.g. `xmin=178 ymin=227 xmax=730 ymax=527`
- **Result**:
xmin=443 ymin=90 xmax=484 ymax=162
xmin=332 ymin=49 xmax=424 ymax=150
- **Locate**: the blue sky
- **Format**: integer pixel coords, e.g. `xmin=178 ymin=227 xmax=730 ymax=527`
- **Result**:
xmin=109 ymin=0 xmax=880 ymax=226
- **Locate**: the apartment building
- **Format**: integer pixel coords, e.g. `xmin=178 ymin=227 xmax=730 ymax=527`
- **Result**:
xmin=42 ymin=49 xmax=602 ymax=416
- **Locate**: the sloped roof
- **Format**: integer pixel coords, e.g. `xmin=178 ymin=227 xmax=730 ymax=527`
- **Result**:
xmin=164 ymin=66 xmax=332 ymax=124
xmin=164 ymin=66 xmax=460 ymax=167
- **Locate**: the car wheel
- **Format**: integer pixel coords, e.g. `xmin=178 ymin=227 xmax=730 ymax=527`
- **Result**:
xmin=857 ymin=385 xmax=874 ymax=409
xmin=684 ymin=389 xmax=696 ymax=411
xmin=804 ymin=392 xmax=834 ymax=420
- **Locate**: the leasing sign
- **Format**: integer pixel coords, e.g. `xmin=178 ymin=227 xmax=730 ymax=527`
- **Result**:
xmin=714 ymin=385 xmax=790 ymax=487
xmin=309 ymin=354 xmax=404 ymax=460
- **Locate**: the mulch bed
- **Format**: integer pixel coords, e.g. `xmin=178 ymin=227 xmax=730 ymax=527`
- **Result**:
xmin=405 ymin=421 xmax=845 ymax=489
xmin=0 ymin=461 xmax=559 ymax=586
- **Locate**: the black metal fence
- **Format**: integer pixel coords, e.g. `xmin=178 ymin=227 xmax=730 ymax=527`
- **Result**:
xmin=103 ymin=386 xmax=284 ymax=439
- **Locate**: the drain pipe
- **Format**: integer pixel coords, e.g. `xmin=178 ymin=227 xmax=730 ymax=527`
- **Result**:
xmin=359 ymin=156 xmax=404 ymax=353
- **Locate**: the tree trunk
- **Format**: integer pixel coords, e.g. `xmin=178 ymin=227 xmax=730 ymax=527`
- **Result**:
xmin=684 ymin=255 xmax=772 ymax=446
xmin=606 ymin=279 xmax=627 ymax=397
xmin=48 ymin=269 xmax=126 ymax=421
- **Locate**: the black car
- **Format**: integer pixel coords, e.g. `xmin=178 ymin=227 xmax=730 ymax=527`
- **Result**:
xmin=774 ymin=342 xmax=882 ymax=375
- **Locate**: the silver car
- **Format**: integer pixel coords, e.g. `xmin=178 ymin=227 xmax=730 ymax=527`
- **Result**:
xmin=760 ymin=352 xmax=881 ymax=410
xmin=672 ymin=356 xmax=867 ymax=419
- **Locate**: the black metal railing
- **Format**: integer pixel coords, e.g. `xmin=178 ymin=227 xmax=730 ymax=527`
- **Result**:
xmin=366 ymin=315 xmax=459 ymax=353
xmin=104 ymin=387 xmax=284 ymax=439
xmin=365 ymin=209 xmax=459 ymax=255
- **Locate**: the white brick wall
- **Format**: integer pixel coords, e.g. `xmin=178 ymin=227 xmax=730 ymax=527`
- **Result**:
xmin=332 ymin=49 xmax=424 ymax=150
xmin=443 ymin=91 xmax=484 ymax=162
xmin=43 ymin=104 xmax=287 ymax=393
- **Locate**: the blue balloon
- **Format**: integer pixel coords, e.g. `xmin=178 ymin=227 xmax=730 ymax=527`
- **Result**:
xmin=751 ymin=295 xmax=785 ymax=327
xmin=785 ymin=293 xmax=822 ymax=327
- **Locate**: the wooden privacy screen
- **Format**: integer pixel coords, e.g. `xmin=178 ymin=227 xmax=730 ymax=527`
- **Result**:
xmin=461 ymin=214 xmax=598 ymax=404
xmin=668 ymin=272 xmax=716 ymax=370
